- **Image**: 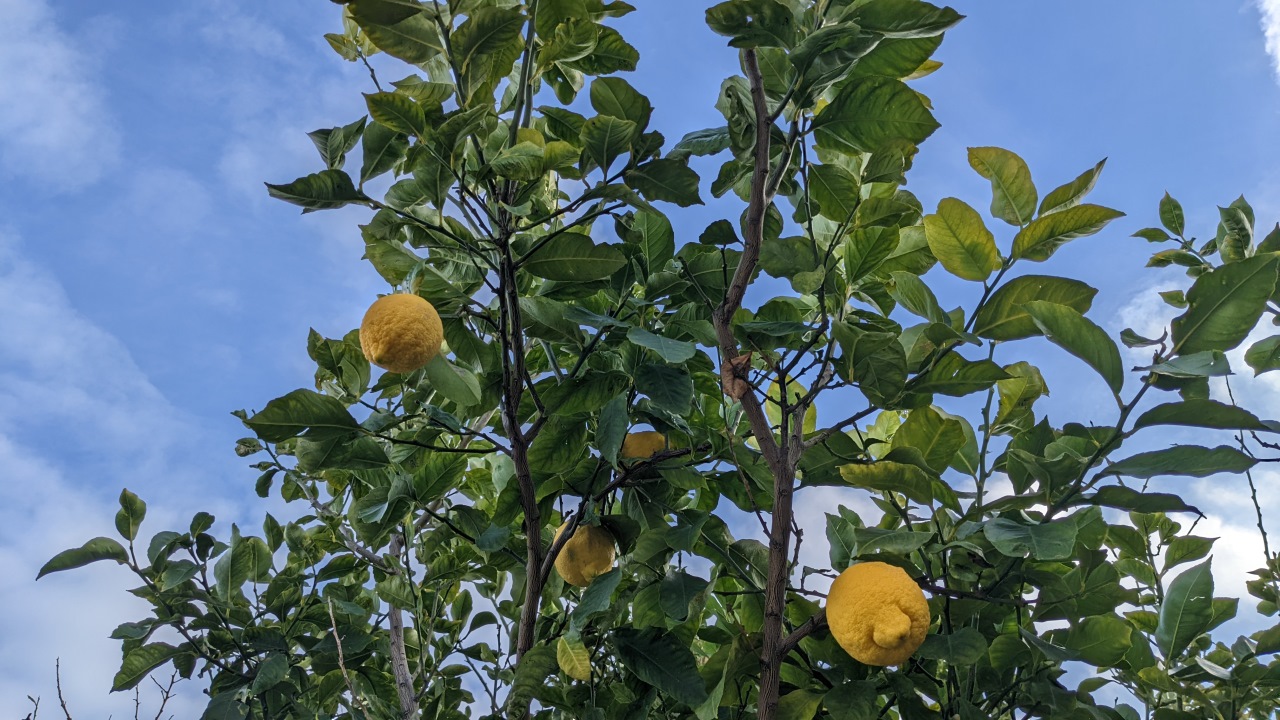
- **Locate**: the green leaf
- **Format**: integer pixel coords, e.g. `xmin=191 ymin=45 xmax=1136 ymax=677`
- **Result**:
xmin=923 ymin=197 xmax=1001 ymax=281
xmin=420 ymin=354 xmax=480 ymax=407
xmin=507 ymin=645 xmax=557 ymax=712
xmin=613 ymin=627 xmax=709 ymax=706
xmin=37 ymin=537 xmax=128 ymax=579
xmin=916 ymin=627 xmax=988 ymax=664
xmin=704 ymin=0 xmax=799 ymax=48
xmin=250 ymin=653 xmax=290 ymax=693
xmin=838 ymin=461 xmax=946 ymax=509
xmin=596 ymin=395 xmax=628 ymax=466
xmin=580 ymin=115 xmax=636 ymax=173
xmin=854 ymin=0 xmax=964 ymax=38
xmin=1086 ymin=486 xmax=1201 ymax=515
xmin=1061 ymin=615 xmax=1132 ymax=668
xmin=983 ymin=517 xmax=1077 ymax=561
xmin=815 ymin=76 xmax=940 ymax=154
xmin=1246 ymin=335 xmax=1280 ymax=375
xmin=659 ymin=570 xmax=708 ymax=621
xmin=115 ymin=489 xmax=147 ymax=542
xmin=451 ymin=6 xmax=525 ymax=74
xmin=1171 ymin=254 xmax=1279 ymax=355
xmin=626 ymin=158 xmax=703 ymax=207
xmin=973 ymin=275 xmax=1097 ymax=341
xmin=360 ymin=122 xmax=409 ymax=184
xmin=1157 ymin=559 xmax=1214 ymax=660
xmin=824 ymin=681 xmax=879 ymax=720
xmin=968 ymin=147 xmax=1037 ymax=227
xmin=571 ymin=568 xmax=622 ymax=631
xmin=776 ymin=690 xmax=825 ymax=720
xmin=522 ymin=232 xmax=627 ymax=281
xmin=1023 ymin=301 xmax=1124 ymax=395
xmin=1011 ymin=204 xmax=1124 ymax=262
xmin=1133 ymin=399 xmax=1269 ymax=432
xmin=1102 ymin=445 xmax=1256 ymax=479
xmin=620 ymin=210 xmax=675 ymax=272
xmin=843 ymin=226 xmax=900 ymax=283
xmin=348 ymin=0 xmax=425 ymax=25
xmin=112 ymin=642 xmax=182 ymax=691
xmin=670 ymin=126 xmax=731 ymax=160
xmin=244 ymin=389 xmax=359 ymax=442
xmin=809 ymin=163 xmax=861 ymax=221
xmin=1039 ymin=159 xmax=1107 ymax=216
xmin=489 ymin=142 xmax=545 ymax=181
xmin=557 ymin=636 xmax=592 ymax=681
xmin=636 ymin=363 xmax=693 ymax=414
xmin=628 ymin=328 xmax=696 ymax=363
xmin=912 ymin=354 xmax=1010 ymax=396
xmin=887 ymin=270 xmax=948 ymax=324
xmin=1160 ymin=192 xmax=1186 ymax=237
xmin=361 ymin=13 xmax=444 ymax=65
xmin=364 ymin=91 xmax=426 ymax=136
xmin=265 ymin=169 xmax=360 ymax=212
xmin=307 ymin=116 xmax=366 ymax=170
xmin=892 ymin=406 xmax=964 ymax=473
xmin=590 ymin=77 xmax=652 ymax=129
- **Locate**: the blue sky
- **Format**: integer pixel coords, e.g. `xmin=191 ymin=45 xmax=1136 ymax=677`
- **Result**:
xmin=2 ymin=0 xmax=1280 ymax=715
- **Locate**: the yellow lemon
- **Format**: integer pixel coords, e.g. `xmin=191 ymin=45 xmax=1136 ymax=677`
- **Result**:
xmin=553 ymin=523 xmax=616 ymax=587
xmin=620 ymin=431 xmax=666 ymax=460
xmin=359 ymin=294 xmax=444 ymax=374
xmin=825 ymin=561 xmax=930 ymax=666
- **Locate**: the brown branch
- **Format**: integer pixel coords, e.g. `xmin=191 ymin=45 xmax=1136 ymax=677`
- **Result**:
xmin=55 ymin=659 xmax=72 ymax=720
xmin=386 ymin=534 xmax=420 ymax=719
xmin=778 ymin=609 xmax=827 ymax=659
xmin=327 ymin=599 xmax=371 ymax=717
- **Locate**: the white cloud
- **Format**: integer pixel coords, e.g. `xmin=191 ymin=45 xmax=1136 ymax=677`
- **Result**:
xmin=0 ymin=230 xmax=245 ymax=716
xmin=1258 ymin=0 xmax=1280 ymax=81
xmin=0 ymin=0 xmax=120 ymax=190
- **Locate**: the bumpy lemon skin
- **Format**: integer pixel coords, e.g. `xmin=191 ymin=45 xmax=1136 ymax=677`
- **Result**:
xmin=825 ymin=561 xmax=930 ymax=666
xmin=553 ymin=523 xmax=616 ymax=587
xmin=359 ymin=294 xmax=444 ymax=374
xmin=620 ymin=431 xmax=666 ymax=459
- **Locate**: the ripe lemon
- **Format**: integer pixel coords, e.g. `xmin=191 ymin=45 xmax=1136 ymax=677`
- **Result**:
xmin=359 ymin=294 xmax=444 ymax=374
xmin=620 ymin=431 xmax=666 ymax=460
xmin=553 ymin=523 xmax=616 ymax=587
xmin=825 ymin=561 xmax=930 ymax=666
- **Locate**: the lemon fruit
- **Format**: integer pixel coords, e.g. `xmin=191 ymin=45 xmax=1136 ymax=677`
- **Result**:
xmin=620 ymin=431 xmax=666 ymax=460
xmin=359 ymin=294 xmax=444 ymax=374
xmin=553 ymin=523 xmax=616 ymax=587
xmin=825 ymin=561 xmax=930 ymax=666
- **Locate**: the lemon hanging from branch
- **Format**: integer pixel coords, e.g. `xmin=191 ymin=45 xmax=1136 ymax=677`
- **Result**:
xmin=825 ymin=561 xmax=930 ymax=666
xmin=553 ymin=523 xmax=616 ymax=588
xmin=359 ymin=294 xmax=444 ymax=374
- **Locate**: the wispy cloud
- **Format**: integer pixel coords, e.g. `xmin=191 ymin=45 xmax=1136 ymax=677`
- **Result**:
xmin=0 ymin=0 xmax=120 ymax=190
xmin=0 ymin=230 xmax=237 ymax=716
xmin=1259 ymin=0 xmax=1280 ymax=81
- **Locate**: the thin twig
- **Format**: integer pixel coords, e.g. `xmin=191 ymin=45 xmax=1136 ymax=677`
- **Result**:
xmin=328 ymin=598 xmax=371 ymax=717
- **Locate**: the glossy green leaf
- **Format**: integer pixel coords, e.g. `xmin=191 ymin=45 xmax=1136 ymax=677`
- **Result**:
xmin=855 ymin=0 xmax=963 ymax=39
xmin=580 ymin=115 xmax=636 ymax=173
xmin=973 ymin=275 xmax=1097 ymax=341
xmin=968 ymin=146 xmax=1037 ymax=227
xmin=916 ymin=627 xmax=988 ymax=664
xmin=1171 ymin=254 xmax=1279 ymax=355
xmin=265 ymin=169 xmax=360 ymax=212
xmin=1023 ymin=301 xmax=1123 ymax=395
xmin=815 ymin=77 xmax=940 ymax=154
xmin=113 ymin=642 xmax=182 ymax=691
xmin=613 ymin=627 xmax=709 ymax=706
xmin=1011 ymin=204 xmax=1124 ymax=262
xmin=37 ymin=537 xmax=128 ymax=579
xmin=626 ymin=158 xmax=703 ymax=207
xmin=808 ymin=163 xmax=861 ymax=221
xmin=704 ymin=0 xmax=798 ymax=48
xmin=1102 ymin=445 xmax=1256 ymax=479
xmin=590 ymin=77 xmax=652 ymax=128
xmin=244 ymin=389 xmax=360 ymax=442
xmin=1247 ymin=335 xmax=1280 ymax=375
xmin=1039 ymin=159 xmax=1106 ymax=216
xmin=628 ymin=327 xmax=696 ymax=363
xmin=1160 ymin=192 xmax=1185 ymax=237
xmin=115 ymin=488 xmax=147 ymax=542
xmin=984 ymin=517 xmax=1077 ymax=561
xmin=1133 ymin=399 xmax=1269 ymax=432
xmin=923 ymin=197 xmax=1001 ymax=281
xmin=522 ymin=232 xmax=627 ymax=281
xmin=1157 ymin=559 xmax=1214 ymax=660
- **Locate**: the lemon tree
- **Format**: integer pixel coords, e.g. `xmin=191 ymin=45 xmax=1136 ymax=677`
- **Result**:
xmin=37 ymin=2 xmax=1280 ymax=719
